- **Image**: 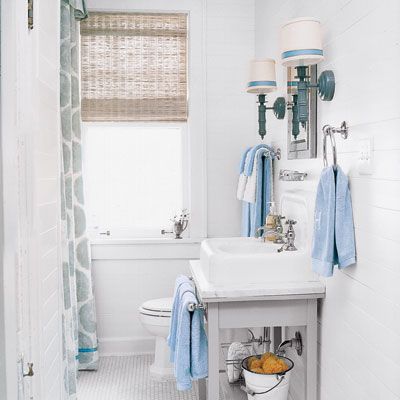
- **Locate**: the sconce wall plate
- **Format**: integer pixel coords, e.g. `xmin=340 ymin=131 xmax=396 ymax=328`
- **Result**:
xmin=318 ymin=70 xmax=335 ymax=101
xmin=273 ymin=97 xmax=286 ymax=119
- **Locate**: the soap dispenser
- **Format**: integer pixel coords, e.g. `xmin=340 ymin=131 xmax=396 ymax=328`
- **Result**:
xmin=265 ymin=202 xmax=278 ymax=242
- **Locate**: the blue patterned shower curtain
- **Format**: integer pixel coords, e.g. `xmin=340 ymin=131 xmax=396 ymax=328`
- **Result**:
xmin=60 ymin=1 xmax=98 ymax=398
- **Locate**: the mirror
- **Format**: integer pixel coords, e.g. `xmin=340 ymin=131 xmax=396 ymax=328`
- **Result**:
xmin=286 ymin=65 xmax=317 ymax=159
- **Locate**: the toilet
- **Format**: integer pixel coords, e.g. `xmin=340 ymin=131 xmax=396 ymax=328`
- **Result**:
xmin=139 ymin=297 xmax=174 ymax=381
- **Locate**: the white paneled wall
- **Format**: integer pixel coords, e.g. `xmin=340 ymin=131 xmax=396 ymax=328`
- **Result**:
xmin=255 ymin=1 xmax=400 ymax=399
xmin=206 ymin=0 xmax=257 ymax=237
xmin=33 ymin=1 xmax=63 ymax=399
xmin=91 ymin=242 xmax=200 ymax=354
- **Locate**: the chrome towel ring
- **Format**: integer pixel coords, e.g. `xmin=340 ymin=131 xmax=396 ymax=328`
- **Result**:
xmin=322 ymin=121 xmax=349 ymax=168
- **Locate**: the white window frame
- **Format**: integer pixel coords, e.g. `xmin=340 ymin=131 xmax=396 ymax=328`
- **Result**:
xmin=84 ymin=0 xmax=207 ymax=239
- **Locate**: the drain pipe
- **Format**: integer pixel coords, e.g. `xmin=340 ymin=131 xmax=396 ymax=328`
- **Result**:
xmin=276 ymin=331 xmax=303 ymax=356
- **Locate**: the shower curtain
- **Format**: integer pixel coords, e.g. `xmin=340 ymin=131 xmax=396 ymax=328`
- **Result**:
xmin=60 ymin=0 xmax=98 ymax=398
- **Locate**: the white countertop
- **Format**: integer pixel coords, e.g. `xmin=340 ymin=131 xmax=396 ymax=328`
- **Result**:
xmin=190 ymin=260 xmax=326 ymax=303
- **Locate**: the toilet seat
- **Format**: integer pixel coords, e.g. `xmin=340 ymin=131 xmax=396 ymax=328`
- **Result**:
xmin=139 ymin=297 xmax=173 ymax=318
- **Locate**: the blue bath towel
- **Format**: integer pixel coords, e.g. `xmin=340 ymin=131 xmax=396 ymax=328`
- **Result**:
xmin=168 ymin=275 xmax=191 ymax=361
xmin=190 ymin=308 xmax=208 ymax=381
xmin=168 ymin=276 xmax=208 ymax=390
xmin=244 ymin=144 xmax=268 ymax=176
xmin=239 ymin=147 xmax=252 ymax=174
xmin=335 ymin=166 xmax=356 ymax=268
xmin=241 ymin=146 xmax=273 ymax=237
xmin=312 ymin=166 xmax=356 ymax=276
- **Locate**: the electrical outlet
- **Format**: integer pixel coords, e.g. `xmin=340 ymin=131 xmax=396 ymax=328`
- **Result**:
xmin=358 ymin=138 xmax=373 ymax=175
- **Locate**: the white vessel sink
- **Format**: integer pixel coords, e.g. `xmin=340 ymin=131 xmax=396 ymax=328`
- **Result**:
xmin=200 ymin=237 xmax=316 ymax=285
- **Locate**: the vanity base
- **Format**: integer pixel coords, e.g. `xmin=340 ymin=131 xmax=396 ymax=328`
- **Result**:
xmin=190 ymin=261 xmax=325 ymax=400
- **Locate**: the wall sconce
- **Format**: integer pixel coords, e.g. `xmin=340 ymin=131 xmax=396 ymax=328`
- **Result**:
xmin=281 ymin=17 xmax=335 ymax=124
xmin=246 ymin=59 xmax=286 ymax=140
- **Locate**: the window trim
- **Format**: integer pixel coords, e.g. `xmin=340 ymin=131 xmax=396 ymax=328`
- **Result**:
xmin=82 ymin=2 xmax=206 ymax=240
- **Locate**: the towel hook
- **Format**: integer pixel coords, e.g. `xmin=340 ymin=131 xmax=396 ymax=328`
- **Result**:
xmin=322 ymin=121 xmax=349 ymax=168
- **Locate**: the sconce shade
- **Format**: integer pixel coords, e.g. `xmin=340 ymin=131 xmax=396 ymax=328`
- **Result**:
xmin=281 ymin=17 xmax=324 ymax=67
xmin=246 ymin=59 xmax=277 ymax=94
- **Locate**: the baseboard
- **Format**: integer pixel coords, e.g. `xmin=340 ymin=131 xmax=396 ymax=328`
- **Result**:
xmin=98 ymin=336 xmax=155 ymax=356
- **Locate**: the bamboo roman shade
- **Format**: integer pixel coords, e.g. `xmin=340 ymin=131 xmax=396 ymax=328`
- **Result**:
xmin=80 ymin=12 xmax=188 ymax=122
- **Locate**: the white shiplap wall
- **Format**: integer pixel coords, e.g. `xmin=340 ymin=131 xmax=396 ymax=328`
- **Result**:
xmin=206 ymin=0 xmax=258 ymax=237
xmin=33 ymin=1 xmax=64 ymax=399
xmin=255 ymin=1 xmax=400 ymax=399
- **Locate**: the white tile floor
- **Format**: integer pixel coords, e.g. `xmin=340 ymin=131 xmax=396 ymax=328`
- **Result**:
xmin=78 ymin=355 xmax=295 ymax=400
xmin=78 ymin=355 xmax=199 ymax=400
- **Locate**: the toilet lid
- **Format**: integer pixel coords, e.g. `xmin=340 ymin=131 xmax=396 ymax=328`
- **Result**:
xmin=140 ymin=297 xmax=173 ymax=315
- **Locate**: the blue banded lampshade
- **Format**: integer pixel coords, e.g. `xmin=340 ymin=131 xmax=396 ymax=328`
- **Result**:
xmin=281 ymin=17 xmax=324 ymax=67
xmin=246 ymin=59 xmax=277 ymax=94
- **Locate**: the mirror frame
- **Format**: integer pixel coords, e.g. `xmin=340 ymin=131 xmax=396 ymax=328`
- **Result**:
xmin=287 ymin=65 xmax=317 ymax=159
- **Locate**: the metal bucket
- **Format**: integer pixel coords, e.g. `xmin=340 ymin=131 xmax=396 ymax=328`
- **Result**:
xmin=241 ymin=355 xmax=294 ymax=400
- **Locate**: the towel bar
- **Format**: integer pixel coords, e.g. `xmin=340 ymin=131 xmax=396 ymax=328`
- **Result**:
xmin=187 ymin=276 xmax=205 ymax=312
xmin=322 ymin=121 xmax=349 ymax=168
xmin=187 ymin=302 xmax=205 ymax=312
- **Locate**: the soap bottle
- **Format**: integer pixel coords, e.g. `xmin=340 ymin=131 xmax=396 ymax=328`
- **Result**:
xmin=265 ymin=202 xmax=277 ymax=242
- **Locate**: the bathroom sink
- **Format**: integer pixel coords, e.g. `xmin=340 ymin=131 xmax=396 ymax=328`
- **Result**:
xmin=200 ymin=237 xmax=316 ymax=285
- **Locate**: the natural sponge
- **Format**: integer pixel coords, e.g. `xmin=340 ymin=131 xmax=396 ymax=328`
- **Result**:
xmin=248 ymin=352 xmax=289 ymax=374
xmin=248 ymin=357 xmax=263 ymax=370
xmin=262 ymin=355 xmax=289 ymax=374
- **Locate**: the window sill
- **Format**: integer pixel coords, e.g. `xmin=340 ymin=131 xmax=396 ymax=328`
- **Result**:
xmin=90 ymin=237 xmax=203 ymax=261
xmin=89 ymin=237 xmax=203 ymax=245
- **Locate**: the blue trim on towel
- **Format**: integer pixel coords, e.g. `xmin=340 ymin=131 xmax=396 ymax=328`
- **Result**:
xmin=247 ymin=80 xmax=277 ymax=88
xmin=281 ymin=49 xmax=323 ymax=59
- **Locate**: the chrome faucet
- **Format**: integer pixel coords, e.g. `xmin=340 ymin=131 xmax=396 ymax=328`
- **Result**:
xmin=274 ymin=215 xmax=286 ymax=244
xmin=277 ymin=219 xmax=298 ymax=252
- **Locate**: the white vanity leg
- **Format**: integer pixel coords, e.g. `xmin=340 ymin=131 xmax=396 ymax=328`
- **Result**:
xmin=207 ymin=303 xmax=220 ymax=400
xmin=306 ymin=299 xmax=318 ymax=400
xmin=198 ymin=379 xmax=206 ymax=400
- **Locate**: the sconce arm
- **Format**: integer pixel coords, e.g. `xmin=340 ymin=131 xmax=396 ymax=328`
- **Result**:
xmin=257 ymin=94 xmax=267 ymax=140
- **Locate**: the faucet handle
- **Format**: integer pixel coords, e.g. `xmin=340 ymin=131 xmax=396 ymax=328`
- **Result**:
xmin=286 ymin=219 xmax=297 ymax=226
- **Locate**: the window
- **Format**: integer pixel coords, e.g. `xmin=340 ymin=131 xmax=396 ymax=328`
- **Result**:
xmin=82 ymin=124 xmax=186 ymax=238
xmin=80 ymin=8 xmax=206 ymax=239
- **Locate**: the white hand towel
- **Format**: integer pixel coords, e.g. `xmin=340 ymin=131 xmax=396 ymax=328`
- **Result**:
xmin=237 ymin=174 xmax=248 ymax=200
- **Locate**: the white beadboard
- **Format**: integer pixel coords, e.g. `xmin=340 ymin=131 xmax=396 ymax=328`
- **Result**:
xmin=255 ymin=1 xmax=400 ymax=399
xmin=92 ymin=257 xmax=197 ymax=355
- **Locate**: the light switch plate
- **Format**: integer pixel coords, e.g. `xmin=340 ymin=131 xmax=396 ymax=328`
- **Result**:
xmin=358 ymin=137 xmax=373 ymax=175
